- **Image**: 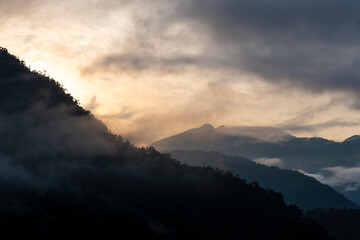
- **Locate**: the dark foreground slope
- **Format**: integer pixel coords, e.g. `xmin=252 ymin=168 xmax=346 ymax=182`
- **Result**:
xmin=169 ymin=150 xmax=357 ymax=210
xmin=0 ymin=47 xmax=330 ymax=240
xmin=306 ymin=208 xmax=360 ymax=240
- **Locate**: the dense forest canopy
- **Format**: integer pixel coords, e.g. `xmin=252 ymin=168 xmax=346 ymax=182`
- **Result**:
xmin=306 ymin=208 xmax=360 ymax=240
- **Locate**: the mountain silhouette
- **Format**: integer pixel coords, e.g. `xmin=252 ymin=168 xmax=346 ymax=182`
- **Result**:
xmin=0 ymin=47 xmax=332 ymax=239
xmin=151 ymin=124 xmax=340 ymax=171
xmin=169 ymin=150 xmax=357 ymax=210
xmin=151 ymin=123 xmax=360 ymax=203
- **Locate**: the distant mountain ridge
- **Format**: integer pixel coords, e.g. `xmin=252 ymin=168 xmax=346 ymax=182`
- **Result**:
xmin=151 ymin=124 xmax=360 ymax=204
xmin=152 ymin=123 xmax=357 ymax=171
xmin=157 ymin=124 xmax=293 ymax=148
xmin=169 ymin=150 xmax=358 ymax=210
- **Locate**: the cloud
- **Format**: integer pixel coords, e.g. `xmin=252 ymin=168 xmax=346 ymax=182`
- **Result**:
xmin=81 ymin=53 xmax=222 ymax=78
xmin=99 ymin=108 xmax=136 ymax=120
xmin=102 ymin=80 xmax=252 ymax=145
xmin=0 ymin=0 xmax=44 ymax=23
xmin=300 ymin=167 xmax=360 ymax=192
xmin=77 ymin=0 xmax=360 ymax=148
xmin=254 ymin=157 xmax=284 ymax=167
xmin=280 ymin=119 xmax=360 ymax=133
xmin=86 ymin=0 xmax=360 ymax=98
xmin=83 ymin=96 xmax=99 ymax=112
xmin=5 ymin=0 xmax=360 ymax=145
xmin=172 ymin=0 xmax=360 ymax=92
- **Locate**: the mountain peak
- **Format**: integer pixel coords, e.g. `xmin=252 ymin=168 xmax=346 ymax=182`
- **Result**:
xmin=345 ymin=135 xmax=360 ymax=142
xmin=180 ymin=123 xmax=215 ymax=135
xmin=199 ymin=123 xmax=215 ymax=130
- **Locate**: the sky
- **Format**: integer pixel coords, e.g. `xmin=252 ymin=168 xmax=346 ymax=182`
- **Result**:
xmin=2 ymin=0 xmax=360 ymax=145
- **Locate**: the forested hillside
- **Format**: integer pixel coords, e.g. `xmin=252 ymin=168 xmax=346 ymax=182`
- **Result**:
xmin=170 ymin=150 xmax=357 ymax=210
xmin=306 ymin=208 xmax=360 ymax=240
xmin=0 ymin=47 xmax=331 ymax=239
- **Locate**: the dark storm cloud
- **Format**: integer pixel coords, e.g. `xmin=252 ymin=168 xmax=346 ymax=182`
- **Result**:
xmin=176 ymin=0 xmax=360 ymax=44
xmin=85 ymin=0 xmax=360 ymax=101
xmin=174 ymin=0 xmax=360 ymax=92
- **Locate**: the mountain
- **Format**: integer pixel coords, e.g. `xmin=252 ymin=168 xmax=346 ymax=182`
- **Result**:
xmin=169 ymin=150 xmax=357 ymax=210
xmin=151 ymin=124 xmax=342 ymax=171
xmin=306 ymin=208 xmax=360 ymax=240
xmin=151 ymin=124 xmax=360 ymax=203
xmin=0 ymin=47 xmax=333 ymax=239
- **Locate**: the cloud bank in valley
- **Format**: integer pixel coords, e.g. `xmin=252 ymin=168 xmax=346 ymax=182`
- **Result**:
xmin=301 ymin=167 xmax=360 ymax=193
